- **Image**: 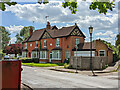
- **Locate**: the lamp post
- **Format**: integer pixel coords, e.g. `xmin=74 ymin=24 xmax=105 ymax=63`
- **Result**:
xmin=75 ymin=45 xmax=78 ymax=73
xmin=89 ymin=26 xmax=95 ymax=76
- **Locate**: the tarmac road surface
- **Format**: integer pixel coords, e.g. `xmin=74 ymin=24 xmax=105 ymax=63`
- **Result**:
xmin=21 ymin=66 xmax=119 ymax=89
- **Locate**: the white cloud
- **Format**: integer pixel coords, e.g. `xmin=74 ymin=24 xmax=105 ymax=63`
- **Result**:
xmin=10 ymin=37 xmax=16 ymax=44
xmin=95 ymin=31 xmax=117 ymax=38
xmin=5 ymin=1 xmax=118 ymax=32
xmin=5 ymin=25 xmax=24 ymax=33
xmin=95 ymin=31 xmax=117 ymax=45
xmin=5 ymin=1 xmax=119 ymax=44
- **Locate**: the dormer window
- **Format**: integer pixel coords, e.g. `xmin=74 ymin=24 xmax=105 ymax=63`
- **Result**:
xmin=25 ymin=43 xmax=27 ymax=49
xmin=56 ymin=38 xmax=60 ymax=47
xmin=44 ymin=40 xmax=47 ymax=47
xmin=35 ymin=41 xmax=38 ymax=48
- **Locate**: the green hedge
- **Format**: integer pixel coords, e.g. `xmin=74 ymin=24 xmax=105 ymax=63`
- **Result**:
xmin=32 ymin=58 xmax=40 ymax=63
xmin=21 ymin=58 xmax=40 ymax=63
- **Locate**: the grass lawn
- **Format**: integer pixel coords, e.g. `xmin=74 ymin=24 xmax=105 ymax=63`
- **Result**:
xmin=22 ymin=63 xmax=64 ymax=67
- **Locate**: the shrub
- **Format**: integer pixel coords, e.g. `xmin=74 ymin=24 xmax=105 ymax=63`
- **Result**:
xmin=32 ymin=58 xmax=40 ymax=63
xmin=64 ymin=63 xmax=70 ymax=69
xmin=21 ymin=58 xmax=32 ymax=63
xmin=56 ymin=63 xmax=64 ymax=66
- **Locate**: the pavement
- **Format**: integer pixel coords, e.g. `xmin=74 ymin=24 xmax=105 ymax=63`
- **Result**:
xmin=21 ymin=65 xmax=119 ymax=89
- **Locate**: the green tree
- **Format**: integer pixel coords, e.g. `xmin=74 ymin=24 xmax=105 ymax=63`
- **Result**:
xmin=20 ymin=26 xmax=34 ymax=41
xmin=116 ymin=33 xmax=120 ymax=46
xmin=0 ymin=0 xmax=116 ymax=15
xmin=15 ymin=33 xmax=23 ymax=43
xmin=0 ymin=26 xmax=11 ymax=49
xmin=0 ymin=0 xmax=17 ymax=11
xmin=116 ymin=33 xmax=120 ymax=59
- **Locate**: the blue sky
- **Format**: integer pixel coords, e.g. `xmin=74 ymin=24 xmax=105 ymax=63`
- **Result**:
xmin=0 ymin=0 xmax=119 ymax=45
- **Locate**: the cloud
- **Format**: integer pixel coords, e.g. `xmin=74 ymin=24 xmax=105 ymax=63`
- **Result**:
xmin=5 ymin=1 xmax=118 ymax=44
xmin=5 ymin=1 xmax=118 ymax=32
xmin=10 ymin=37 xmax=16 ymax=44
xmin=5 ymin=25 xmax=24 ymax=34
xmin=95 ymin=31 xmax=117 ymax=37
xmin=95 ymin=31 xmax=117 ymax=45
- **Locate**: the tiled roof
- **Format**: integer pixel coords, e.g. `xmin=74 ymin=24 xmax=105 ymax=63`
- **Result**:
xmin=23 ymin=24 xmax=85 ymax=42
xmin=47 ymin=25 xmax=76 ymax=38
xmin=28 ymin=28 xmax=45 ymax=42
xmin=78 ymin=42 xmax=96 ymax=50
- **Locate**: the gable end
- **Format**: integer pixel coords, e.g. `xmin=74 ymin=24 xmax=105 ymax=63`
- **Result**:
xmin=70 ymin=26 xmax=85 ymax=37
xmin=41 ymin=30 xmax=52 ymax=39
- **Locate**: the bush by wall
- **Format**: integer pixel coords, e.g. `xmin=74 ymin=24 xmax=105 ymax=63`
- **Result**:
xmin=32 ymin=58 xmax=40 ymax=63
xmin=21 ymin=58 xmax=32 ymax=63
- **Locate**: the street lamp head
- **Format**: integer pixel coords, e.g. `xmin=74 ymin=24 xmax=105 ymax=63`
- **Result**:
xmin=89 ymin=26 xmax=93 ymax=34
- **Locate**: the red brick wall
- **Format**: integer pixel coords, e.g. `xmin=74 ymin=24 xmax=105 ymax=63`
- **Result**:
xmin=23 ymin=36 xmax=85 ymax=63
xmin=95 ymin=40 xmax=113 ymax=65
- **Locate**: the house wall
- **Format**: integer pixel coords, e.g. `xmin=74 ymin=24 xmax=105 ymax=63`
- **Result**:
xmin=22 ymin=36 xmax=85 ymax=63
xmin=95 ymin=40 xmax=113 ymax=65
xmin=40 ymin=36 xmax=84 ymax=63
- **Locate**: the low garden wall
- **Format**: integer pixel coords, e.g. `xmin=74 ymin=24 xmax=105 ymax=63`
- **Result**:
xmin=70 ymin=56 xmax=108 ymax=70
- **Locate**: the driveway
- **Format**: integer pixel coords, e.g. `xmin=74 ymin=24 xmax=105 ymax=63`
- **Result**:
xmin=21 ymin=66 xmax=119 ymax=88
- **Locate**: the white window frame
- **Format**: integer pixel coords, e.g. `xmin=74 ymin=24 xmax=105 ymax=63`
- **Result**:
xmin=40 ymin=51 xmax=48 ymax=59
xmin=52 ymin=50 xmax=61 ymax=60
xmin=75 ymin=38 xmax=79 ymax=46
xmin=44 ymin=40 xmax=47 ymax=47
xmin=22 ymin=51 xmax=28 ymax=58
xmin=31 ymin=51 xmax=38 ymax=58
xmin=66 ymin=50 xmax=71 ymax=59
xmin=24 ymin=43 xmax=27 ymax=49
xmin=74 ymin=51 xmax=95 ymax=57
xmin=99 ymin=50 xmax=105 ymax=56
xmin=56 ymin=38 xmax=60 ymax=47
xmin=30 ymin=44 xmax=32 ymax=47
xmin=35 ymin=41 xmax=38 ymax=48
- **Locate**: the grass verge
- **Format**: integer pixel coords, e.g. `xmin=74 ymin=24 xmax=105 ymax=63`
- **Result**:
xmin=22 ymin=63 xmax=63 ymax=67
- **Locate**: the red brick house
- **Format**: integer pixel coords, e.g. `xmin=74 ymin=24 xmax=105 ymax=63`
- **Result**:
xmin=22 ymin=22 xmax=113 ymax=64
xmin=22 ymin=22 xmax=85 ymax=63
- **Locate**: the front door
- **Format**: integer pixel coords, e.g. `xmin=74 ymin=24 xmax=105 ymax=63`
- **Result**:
xmin=29 ymin=52 xmax=31 ymax=57
xmin=50 ymin=53 xmax=52 ymax=63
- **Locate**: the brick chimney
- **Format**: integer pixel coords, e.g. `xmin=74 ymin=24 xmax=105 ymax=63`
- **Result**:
xmin=46 ymin=22 xmax=51 ymax=29
xmin=29 ymin=27 xmax=33 ymax=36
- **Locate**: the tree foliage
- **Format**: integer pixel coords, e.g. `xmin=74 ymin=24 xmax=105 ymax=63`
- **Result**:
xmin=0 ymin=26 xmax=11 ymax=49
xmin=90 ymin=1 xmax=115 ymax=15
xmin=116 ymin=33 xmax=120 ymax=46
xmin=0 ymin=0 xmax=116 ymax=15
xmin=115 ymin=33 xmax=120 ymax=58
xmin=0 ymin=0 xmax=17 ymax=11
xmin=15 ymin=33 xmax=23 ymax=44
xmin=62 ymin=0 xmax=115 ymax=14
xmin=15 ymin=26 xmax=35 ymax=43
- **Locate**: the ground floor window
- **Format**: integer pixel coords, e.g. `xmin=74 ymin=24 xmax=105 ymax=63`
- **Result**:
xmin=74 ymin=51 xmax=95 ymax=56
xmin=66 ymin=50 xmax=70 ymax=59
xmin=99 ymin=50 xmax=105 ymax=56
xmin=31 ymin=51 xmax=38 ymax=58
xmin=52 ymin=50 xmax=61 ymax=60
xmin=22 ymin=51 xmax=28 ymax=58
xmin=40 ymin=51 xmax=48 ymax=59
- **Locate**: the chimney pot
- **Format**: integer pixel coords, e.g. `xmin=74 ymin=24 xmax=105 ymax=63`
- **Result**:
xmin=46 ymin=21 xmax=51 ymax=29
xmin=75 ymin=23 xmax=77 ymax=26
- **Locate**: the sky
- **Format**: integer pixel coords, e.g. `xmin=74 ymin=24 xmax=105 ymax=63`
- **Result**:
xmin=0 ymin=0 xmax=119 ymax=45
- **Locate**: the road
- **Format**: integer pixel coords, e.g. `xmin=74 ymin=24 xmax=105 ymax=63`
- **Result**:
xmin=21 ymin=66 xmax=119 ymax=89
